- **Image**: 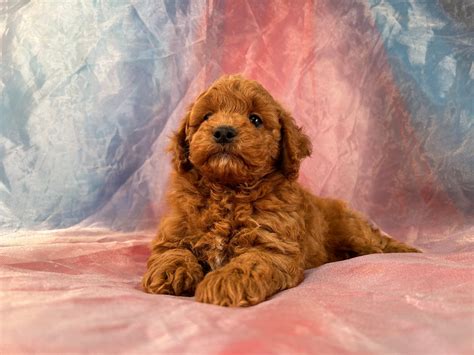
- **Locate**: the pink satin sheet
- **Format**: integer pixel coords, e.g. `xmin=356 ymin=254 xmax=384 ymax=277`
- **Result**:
xmin=1 ymin=228 xmax=473 ymax=354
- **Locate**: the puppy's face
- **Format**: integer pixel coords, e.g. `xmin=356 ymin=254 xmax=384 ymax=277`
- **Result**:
xmin=173 ymin=75 xmax=311 ymax=185
xmin=187 ymin=78 xmax=281 ymax=184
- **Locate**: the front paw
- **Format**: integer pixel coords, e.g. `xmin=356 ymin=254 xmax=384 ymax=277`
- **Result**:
xmin=195 ymin=268 xmax=266 ymax=307
xmin=142 ymin=251 xmax=204 ymax=296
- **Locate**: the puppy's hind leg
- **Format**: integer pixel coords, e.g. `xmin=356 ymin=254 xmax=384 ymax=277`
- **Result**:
xmin=323 ymin=199 xmax=421 ymax=260
xmin=347 ymin=223 xmax=421 ymax=256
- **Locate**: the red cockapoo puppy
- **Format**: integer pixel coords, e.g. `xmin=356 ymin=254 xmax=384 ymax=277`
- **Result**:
xmin=143 ymin=75 xmax=420 ymax=307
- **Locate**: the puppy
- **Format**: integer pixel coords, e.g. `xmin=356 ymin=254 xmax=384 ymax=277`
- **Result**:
xmin=142 ymin=75 xmax=420 ymax=307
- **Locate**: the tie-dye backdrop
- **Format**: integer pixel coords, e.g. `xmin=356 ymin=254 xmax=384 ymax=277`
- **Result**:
xmin=1 ymin=1 xmax=473 ymax=354
xmin=2 ymin=0 xmax=472 ymax=240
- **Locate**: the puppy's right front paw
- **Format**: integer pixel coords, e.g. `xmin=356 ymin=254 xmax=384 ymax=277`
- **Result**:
xmin=142 ymin=251 xmax=204 ymax=296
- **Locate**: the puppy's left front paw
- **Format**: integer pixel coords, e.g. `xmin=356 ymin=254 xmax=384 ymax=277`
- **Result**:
xmin=195 ymin=268 xmax=266 ymax=307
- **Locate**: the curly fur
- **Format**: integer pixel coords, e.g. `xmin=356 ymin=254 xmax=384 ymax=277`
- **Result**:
xmin=142 ymin=75 xmax=420 ymax=307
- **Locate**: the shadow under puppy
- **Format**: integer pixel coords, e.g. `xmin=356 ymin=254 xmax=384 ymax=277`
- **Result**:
xmin=143 ymin=75 xmax=420 ymax=307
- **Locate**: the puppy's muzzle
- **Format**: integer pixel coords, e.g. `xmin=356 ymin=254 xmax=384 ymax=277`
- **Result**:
xmin=213 ymin=126 xmax=237 ymax=144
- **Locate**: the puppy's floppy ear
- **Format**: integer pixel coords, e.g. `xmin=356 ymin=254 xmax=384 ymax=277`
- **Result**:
xmin=278 ymin=107 xmax=312 ymax=180
xmin=170 ymin=107 xmax=192 ymax=172
xmin=170 ymin=90 xmax=208 ymax=172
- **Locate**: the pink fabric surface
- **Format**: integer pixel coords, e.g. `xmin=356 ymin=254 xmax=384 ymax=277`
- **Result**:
xmin=1 ymin=228 xmax=473 ymax=354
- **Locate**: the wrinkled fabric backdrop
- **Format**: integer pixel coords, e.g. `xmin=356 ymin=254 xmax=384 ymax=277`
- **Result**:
xmin=1 ymin=0 xmax=473 ymax=354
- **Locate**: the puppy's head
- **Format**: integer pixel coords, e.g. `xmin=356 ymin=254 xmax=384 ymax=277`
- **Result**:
xmin=171 ymin=75 xmax=311 ymax=184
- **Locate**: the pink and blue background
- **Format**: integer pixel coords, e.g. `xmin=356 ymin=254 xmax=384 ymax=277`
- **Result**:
xmin=1 ymin=1 xmax=473 ymax=353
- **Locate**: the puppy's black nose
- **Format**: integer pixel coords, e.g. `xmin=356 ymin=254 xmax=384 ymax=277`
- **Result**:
xmin=213 ymin=125 xmax=237 ymax=144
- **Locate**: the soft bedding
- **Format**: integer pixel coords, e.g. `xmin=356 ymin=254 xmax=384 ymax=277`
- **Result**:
xmin=1 ymin=0 xmax=473 ymax=353
xmin=1 ymin=229 xmax=473 ymax=353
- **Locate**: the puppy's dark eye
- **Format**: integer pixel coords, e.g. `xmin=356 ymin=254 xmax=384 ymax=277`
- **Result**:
xmin=203 ymin=113 xmax=213 ymax=121
xmin=249 ymin=114 xmax=262 ymax=127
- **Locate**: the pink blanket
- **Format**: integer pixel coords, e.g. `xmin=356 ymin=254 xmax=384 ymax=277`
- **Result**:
xmin=1 ymin=228 xmax=472 ymax=354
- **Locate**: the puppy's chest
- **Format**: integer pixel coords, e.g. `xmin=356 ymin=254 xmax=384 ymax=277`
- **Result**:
xmin=187 ymin=195 xmax=255 ymax=270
